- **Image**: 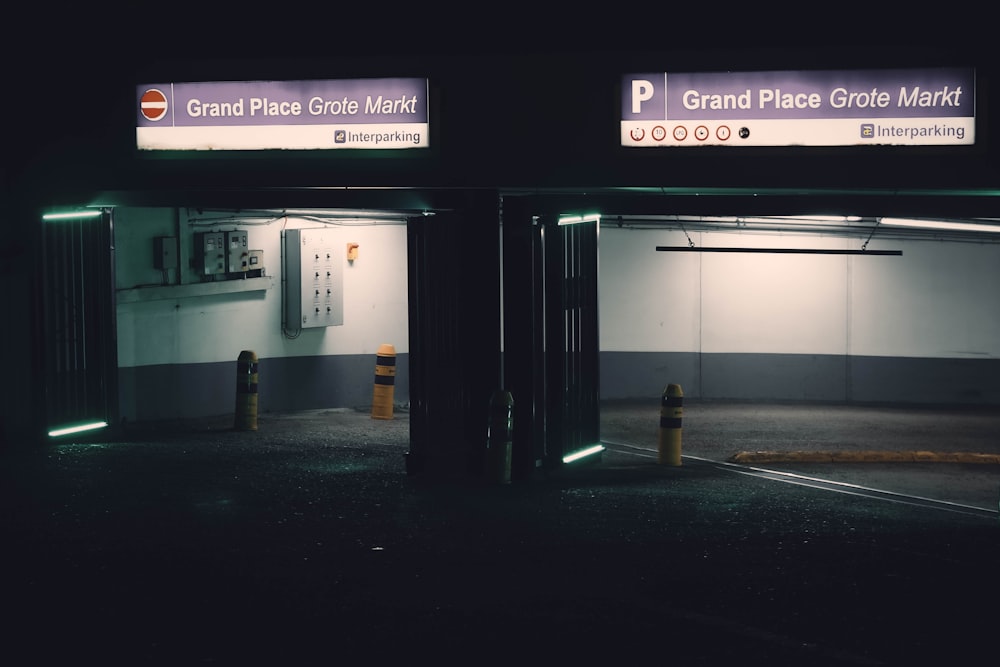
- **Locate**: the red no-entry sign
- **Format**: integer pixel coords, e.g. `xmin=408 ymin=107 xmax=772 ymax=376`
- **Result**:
xmin=140 ymin=88 xmax=168 ymax=121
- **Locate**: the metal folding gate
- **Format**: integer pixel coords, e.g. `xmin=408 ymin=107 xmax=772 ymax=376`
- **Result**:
xmin=39 ymin=209 xmax=118 ymax=439
xmin=502 ymin=199 xmax=602 ymax=478
xmin=542 ymin=215 xmax=601 ymax=466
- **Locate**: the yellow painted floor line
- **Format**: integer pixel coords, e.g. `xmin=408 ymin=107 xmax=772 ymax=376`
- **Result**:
xmin=728 ymin=450 xmax=1000 ymax=464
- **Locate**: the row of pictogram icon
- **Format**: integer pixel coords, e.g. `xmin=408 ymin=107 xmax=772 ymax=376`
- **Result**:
xmin=631 ymin=125 xmax=743 ymax=142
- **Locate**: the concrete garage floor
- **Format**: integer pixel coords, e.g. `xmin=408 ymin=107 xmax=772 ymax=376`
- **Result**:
xmin=600 ymin=398 xmax=1000 ymax=511
xmin=601 ymin=398 xmax=1000 ymax=462
xmin=3 ymin=400 xmax=999 ymax=665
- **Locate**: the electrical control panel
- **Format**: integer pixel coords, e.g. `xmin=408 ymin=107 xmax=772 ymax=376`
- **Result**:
xmin=193 ymin=230 xmax=258 ymax=278
xmin=225 ymin=230 xmax=249 ymax=273
xmin=153 ymin=236 xmax=177 ymax=270
xmin=194 ymin=231 xmax=227 ymax=275
xmin=248 ymin=249 xmax=264 ymax=276
xmin=284 ymin=228 xmax=344 ymax=329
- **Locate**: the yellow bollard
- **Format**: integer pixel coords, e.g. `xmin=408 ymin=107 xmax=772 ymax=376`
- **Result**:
xmin=371 ymin=344 xmax=396 ymax=420
xmin=658 ymin=383 xmax=683 ymax=465
xmin=234 ymin=350 xmax=259 ymax=431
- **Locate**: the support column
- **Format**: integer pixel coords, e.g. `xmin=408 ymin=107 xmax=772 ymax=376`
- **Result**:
xmin=501 ymin=196 xmax=547 ymax=481
xmin=406 ymin=191 xmax=502 ymax=478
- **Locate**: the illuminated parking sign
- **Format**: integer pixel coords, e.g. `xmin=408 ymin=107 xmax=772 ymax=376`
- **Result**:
xmin=621 ymin=68 xmax=975 ymax=147
xmin=136 ymin=78 xmax=429 ymax=151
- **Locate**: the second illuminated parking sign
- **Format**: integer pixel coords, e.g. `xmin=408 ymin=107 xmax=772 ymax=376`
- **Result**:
xmin=621 ymin=67 xmax=975 ymax=147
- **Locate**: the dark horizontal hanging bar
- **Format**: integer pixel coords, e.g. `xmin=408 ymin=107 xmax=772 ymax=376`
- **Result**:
xmin=655 ymin=246 xmax=902 ymax=256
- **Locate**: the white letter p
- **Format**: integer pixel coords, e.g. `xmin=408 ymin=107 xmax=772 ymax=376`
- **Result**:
xmin=632 ymin=80 xmax=654 ymax=114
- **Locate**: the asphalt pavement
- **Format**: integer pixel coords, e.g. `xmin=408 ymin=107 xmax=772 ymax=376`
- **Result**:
xmin=2 ymin=400 xmax=998 ymax=665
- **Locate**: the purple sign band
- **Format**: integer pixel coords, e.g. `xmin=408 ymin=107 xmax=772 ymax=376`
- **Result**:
xmin=623 ymin=68 xmax=974 ymax=121
xmin=137 ymin=78 xmax=428 ymax=127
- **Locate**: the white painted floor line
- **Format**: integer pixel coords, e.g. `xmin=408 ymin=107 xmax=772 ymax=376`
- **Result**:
xmin=601 ymin=439 xmax=999 ymax=518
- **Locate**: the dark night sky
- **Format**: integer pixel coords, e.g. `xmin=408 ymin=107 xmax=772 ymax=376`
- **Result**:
xmin=5 ymin=1 xmax=993 ymax=192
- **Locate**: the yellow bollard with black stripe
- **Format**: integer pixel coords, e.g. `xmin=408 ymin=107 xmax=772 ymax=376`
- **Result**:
xmin=234 ymin=350 xmax=259 ymax=431
xmin=371 ymin=344 xmax=396 ymax=420
xmin=658 ymin=383 xmax=683 ymax=466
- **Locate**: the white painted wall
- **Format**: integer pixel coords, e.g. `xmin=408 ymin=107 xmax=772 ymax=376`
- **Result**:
xmin=599 ymin=226 xmax=1000 ymax=359
xmin=113 ymin=210 xmax=999 ymax=409
xmin=115 ymin=208 xmax=409 ymax=370
xmin=850 ymin=241 xmax=1000 ymax=358
xmin=599 ymin=228 xmax=701 ymax=352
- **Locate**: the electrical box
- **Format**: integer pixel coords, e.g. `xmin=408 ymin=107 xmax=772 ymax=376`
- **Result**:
xmin=225 ymin=230 xmax=249 ymax=273
xmin=248 ymin=249 xmax=265 ymax=277
xmin=284 ymin=228 xmax=344 ymax=328
xmin=194 ymin=231 xmax=227 ymax=276
xmin=153 ymin=236 xmax=177 ymax=270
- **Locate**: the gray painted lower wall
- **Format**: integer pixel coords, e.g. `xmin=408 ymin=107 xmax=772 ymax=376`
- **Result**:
xmin=600 ymin=351 xmax=1000 ymax=406
xmin=847 ymin=355 xmax=1000 ymax=405
xmin=119 ymin=350 xmax=997 ymax=422
xmin=119 ymin=353 xmax=410 ymax=422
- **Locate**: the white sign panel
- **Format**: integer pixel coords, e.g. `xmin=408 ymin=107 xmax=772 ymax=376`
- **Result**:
xmin=621 ymin=68 xmax=975 ymax=147
xmin=137 ymin=78 xmax=429 ymax=151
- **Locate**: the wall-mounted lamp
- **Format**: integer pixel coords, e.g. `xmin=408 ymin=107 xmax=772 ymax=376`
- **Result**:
xmin=347 ymin=243 xmax=359 ymax=262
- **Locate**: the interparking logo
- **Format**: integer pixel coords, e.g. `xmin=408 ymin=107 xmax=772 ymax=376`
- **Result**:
xmin=334 ymin=130 xmax=346 ymax=144
xmin=860 ymin=123 xmax=874 ymax=139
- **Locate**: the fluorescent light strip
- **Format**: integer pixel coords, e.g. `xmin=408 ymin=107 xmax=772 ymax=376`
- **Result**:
xmin=563 ymin=444 xmax=606 ymax=463
xmin=281 ymin=208 xmax=415 ymax=220
xmin=42 ymin=211 xmax=103 ymax=221
xmin=740 ymin=215 xmax=863 ymax=225
xmin=785 ymin=215 xmax=863 ymax=222
xmin=880 ymin=217 xmax=1000 ymax=233
xmin=48 ymin=421 xmax=108 ymax=438
xmin=558 ymin=213 xmax=602 ymax=226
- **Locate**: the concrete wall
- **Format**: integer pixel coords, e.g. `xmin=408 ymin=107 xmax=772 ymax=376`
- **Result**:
xmin=113 ymin=210 xmax=1000 ymax=423
xmin=115 ymin=208 xmax=409 ymax=421
xmin=599 ymin=226 xmax=1000 ymax=405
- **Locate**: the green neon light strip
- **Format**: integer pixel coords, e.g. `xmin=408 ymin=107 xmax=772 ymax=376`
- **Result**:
xmin=48 ymin=421 xmax=108 ymax=438
xmin=563 ymin=444 xmax=606 ymax=463
xmin=42 ymin=211 xmax=102 ymax=221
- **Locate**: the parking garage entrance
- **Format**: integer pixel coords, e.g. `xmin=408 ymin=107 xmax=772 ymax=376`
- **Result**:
xmin=28 ymin=190 xmax=610 ymax=484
